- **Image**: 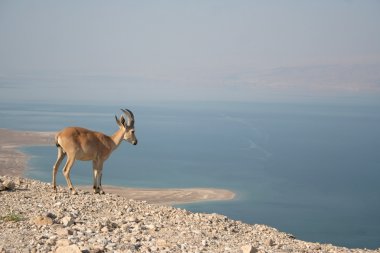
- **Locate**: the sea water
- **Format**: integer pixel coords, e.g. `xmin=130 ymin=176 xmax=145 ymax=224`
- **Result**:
xmin=1 ymin=101 xmax=379 ymax=249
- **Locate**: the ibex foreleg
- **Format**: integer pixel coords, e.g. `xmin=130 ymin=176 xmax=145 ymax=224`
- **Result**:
xmin=93 ymin=160 xmax=105 ymax=194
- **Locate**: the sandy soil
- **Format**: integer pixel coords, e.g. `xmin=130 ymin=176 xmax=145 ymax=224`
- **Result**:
xmin=0 ymin=128 xmax=235 ymax=205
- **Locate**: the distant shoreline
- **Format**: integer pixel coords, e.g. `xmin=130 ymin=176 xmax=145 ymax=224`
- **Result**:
xmin=0 ymin=128 xmax=55 ymax=176
xmin=0 ymin=128 xmax=235 ymax=205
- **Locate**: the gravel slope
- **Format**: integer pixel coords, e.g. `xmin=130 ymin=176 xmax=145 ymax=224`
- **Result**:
xmin=1 ymin=176 xmax=379 ymax=253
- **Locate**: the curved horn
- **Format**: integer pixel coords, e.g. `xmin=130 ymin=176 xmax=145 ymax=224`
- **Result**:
xmin=121 ymin=109 xmax=135 ymax=127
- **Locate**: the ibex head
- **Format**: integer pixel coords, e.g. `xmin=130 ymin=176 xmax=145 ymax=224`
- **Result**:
xmin=115 ymin=109 xmax=138 ymax=145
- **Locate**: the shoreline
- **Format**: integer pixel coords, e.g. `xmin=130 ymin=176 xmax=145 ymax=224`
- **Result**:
xmin=0 ymin=128 xmax=235 ymax=205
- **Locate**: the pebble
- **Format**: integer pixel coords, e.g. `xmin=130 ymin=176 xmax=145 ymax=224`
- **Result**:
xmin=241 ymin=244 xmax=258 ymax=253
xmin=61 ymin=216 xmax=74 ymax=227
xmin=1 ymin=176 xmax=379 ymax=253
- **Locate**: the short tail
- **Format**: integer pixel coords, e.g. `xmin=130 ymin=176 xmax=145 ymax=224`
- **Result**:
xmin=55 ymin=133 xmax=61 ymax=148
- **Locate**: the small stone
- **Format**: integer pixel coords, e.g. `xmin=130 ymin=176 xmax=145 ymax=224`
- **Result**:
xmin=56 ymin=227 xmax=73 ymax=236
xmin=55 ymin=244 xmax=81 ymax=253
xmin=88 ymin=248 xmax=103 ymax=253
xmin=130 ymin=236 xmax=138 ymax=244
xmin=54 ymin=202 xmax=62 ymax=207
xmin=127 ymin=216 xmax=138 ymax=222
xmin=265 ymin=238 xmax=275 ymax=246
xmin=0 ymin=182 xmax=5 ymax=191
xmin=68 ymin=235 xmax=80 ymax=244
xmin=100 ymin=226 xmax=109 ymax=233
xmin=42 ymin=212 xmax=56 ymax=219
xmin=31 ymin=215 xmax=54 ymax=226
xmin=241 ymin=244 xmax=258 ymax=253
xmin=156 ymin=239 xmax=168 ymax=248
xmin=192 ymin=229 xmax=201 ymax=235
xmin=46 ymin=237 xmax=57 ymax=246
xmin=70 ymin=210 xmax=79 ymax=218
xmin=56 ymin=239 xmax=71 ymax=247
xmin=145 ymin=224 xmax=156 ymax=230
xmin=121 ymin=224 xmax=130 ymax=231
xmin=61 ymin=216 xmax=74 ymax=227
xmin=14 ymin=177 xmax=22 ymax=186
xmin=309 ymin=243 xmax=322 ymax=250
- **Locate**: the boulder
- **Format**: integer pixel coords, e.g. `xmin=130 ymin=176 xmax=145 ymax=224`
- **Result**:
xmin=1 ymin=180 xmax=16 ymax=190
xmin=31 ymin=216 xmax=54 ymax=226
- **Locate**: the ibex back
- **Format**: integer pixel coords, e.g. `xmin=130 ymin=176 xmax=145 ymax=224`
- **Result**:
xmin=52 ymin=109 xmax=137 ymax=194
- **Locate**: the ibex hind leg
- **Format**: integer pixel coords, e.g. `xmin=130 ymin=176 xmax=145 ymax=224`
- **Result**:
xmin=99 ymin=172 xmax=105 ymax=194
xmin=52 ymin=146 xmax=66 ymax=192
xmin=62 ymin=157 xmax=77 ymax=195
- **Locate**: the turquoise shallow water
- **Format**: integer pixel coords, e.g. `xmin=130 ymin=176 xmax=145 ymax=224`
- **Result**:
xmin=1 ymin=101 xmax=380 ymax=249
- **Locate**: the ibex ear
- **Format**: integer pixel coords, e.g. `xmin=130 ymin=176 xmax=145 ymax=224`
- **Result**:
xmin=115 ymin=115 xmax=122 ymax=127
xmin=120 ymin=115 xmax=126 ymax=127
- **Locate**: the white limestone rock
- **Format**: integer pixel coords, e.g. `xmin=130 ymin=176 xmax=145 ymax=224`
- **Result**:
xmin=55 ymin=244 xmax=81 ymax=253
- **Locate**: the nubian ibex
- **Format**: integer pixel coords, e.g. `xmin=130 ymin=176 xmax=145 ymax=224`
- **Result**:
xmin=52 ymin=109 xmax=138 ymax=194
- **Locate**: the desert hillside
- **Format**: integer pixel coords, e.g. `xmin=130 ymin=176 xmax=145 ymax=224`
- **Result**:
xmin=1 ymin=176 xmax=379 ymax=253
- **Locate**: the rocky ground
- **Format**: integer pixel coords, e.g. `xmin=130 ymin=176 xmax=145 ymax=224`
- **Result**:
xmin=1 ymin=176 xmax=379 ymax=253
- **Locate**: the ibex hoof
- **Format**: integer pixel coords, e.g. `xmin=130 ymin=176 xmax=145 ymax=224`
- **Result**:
xmin=93 ymin=188 xmax=105 ymax=194
xmin=70 ymin=188 xmax=78 ymax=195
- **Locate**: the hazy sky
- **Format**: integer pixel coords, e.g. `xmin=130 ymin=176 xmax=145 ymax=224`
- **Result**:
xmin=1 ymin=0 xmax=379 ymax=103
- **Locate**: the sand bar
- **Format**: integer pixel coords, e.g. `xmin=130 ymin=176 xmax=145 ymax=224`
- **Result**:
xmin=0 ymin=128 xmax=55 ymax=176
xmin=0 ymin=128 xmax=235 ymax=205
xmin=78 ymin=185 xmax=235 ymax=205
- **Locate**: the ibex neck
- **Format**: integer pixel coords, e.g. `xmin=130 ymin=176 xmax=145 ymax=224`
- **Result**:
xmin=111 ymin=128 xmax=125 ymax=149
